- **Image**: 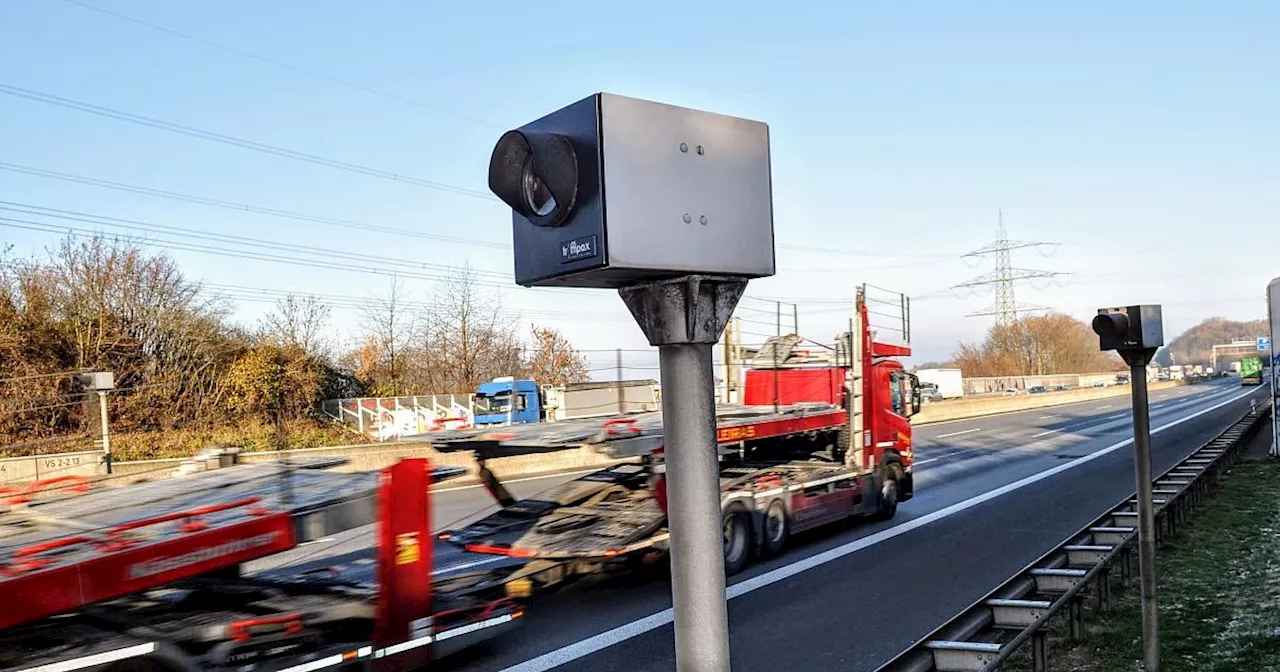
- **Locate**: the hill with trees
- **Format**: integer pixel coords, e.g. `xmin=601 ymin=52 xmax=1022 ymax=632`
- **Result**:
xmin=1155 ymin=317 xmax=1269 ymax=367
xmin=1 ymin=235 xmax=590 ymax=459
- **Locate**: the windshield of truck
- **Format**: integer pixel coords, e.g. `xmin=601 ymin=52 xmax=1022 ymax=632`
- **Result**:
xmin=474 ymin=392 xmax=512 ymax=414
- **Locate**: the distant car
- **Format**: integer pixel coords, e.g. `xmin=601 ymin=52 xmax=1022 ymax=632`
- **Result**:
xmin=1093 ymin=381 xmax=1110 ymax=388
xmin=1053 ymin=384 xmax=1071 ymax=391
xmin=1002 ymin=388 xmax=1019 ymax=396
xmin=1028 ymin=385 xmax=1048 ymax=394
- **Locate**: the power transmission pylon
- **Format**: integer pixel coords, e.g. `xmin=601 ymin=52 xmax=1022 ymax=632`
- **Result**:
xmin=953 ymin=211 xmax=1063 ymax=324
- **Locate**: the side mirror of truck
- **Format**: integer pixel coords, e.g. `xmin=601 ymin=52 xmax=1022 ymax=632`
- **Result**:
xmin=908 ymin=374 xmax=922 ymax=416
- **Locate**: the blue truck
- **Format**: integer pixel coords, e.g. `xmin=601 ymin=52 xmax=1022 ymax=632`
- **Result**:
xmin=473 ymin=377 xmax=660 ymax=426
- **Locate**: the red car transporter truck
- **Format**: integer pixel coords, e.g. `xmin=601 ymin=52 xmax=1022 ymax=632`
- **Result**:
xmin=434 ymin=285 xmax=922 ymax=581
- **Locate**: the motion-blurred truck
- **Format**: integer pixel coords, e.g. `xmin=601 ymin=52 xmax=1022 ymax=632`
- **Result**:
xmin=473 ymin=377 xmax=660 ymax=426
xmin=914 ymin=368 xmax=963 ymax=399
xmin=1240 ymin=357 xmax=1264 ymax=386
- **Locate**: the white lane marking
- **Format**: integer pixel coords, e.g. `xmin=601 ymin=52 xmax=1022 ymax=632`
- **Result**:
xmin=1032 ymin=429 xmax=1060 ymax=438
xmin=497 ymin=387 xmax=1260 ymax=672
xmin=1108 ymin=413 xmax=1129 ymax=420
xmin=1096 ymin=404 xmax=1113 ymax=409
xmin=913 ymin=446 xmax=990 ymax=465
xmin=935 ymin=428 xmax=982 ymax=439
xmin=1038 ymin=415 xmax=1058 ymax=420
xmin=1157 ymin=394 xmax=1167 ymax=398
xmin=433 ymin=467 xmax=606 ymax=493
xmin=432 ymin=556 xmax=505 ymax=576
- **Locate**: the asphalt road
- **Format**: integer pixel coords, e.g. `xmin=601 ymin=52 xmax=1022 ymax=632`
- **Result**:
xmin=423 ymin=378 xmax=1266 ymax=672
xmin=248 ymin=379 xmax=1264 ymax=671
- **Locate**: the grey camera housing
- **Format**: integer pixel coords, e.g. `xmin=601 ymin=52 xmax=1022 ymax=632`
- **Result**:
xmin=1093 ymin=305 xmax=1164 ymax=351
xmin=488 ymin=93 xmax=776 ymax=288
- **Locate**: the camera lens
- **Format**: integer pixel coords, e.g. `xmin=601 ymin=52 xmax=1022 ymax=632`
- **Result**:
xmin=521 ymin=156 xmax=557 ymax=217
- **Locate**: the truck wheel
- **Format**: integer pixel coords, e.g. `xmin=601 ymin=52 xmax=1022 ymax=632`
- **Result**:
xmin=723 ymin=510 xmax=752 ymax=576
xmin=761 ymin=499 xmax=788 ymax=557
xmin=873 ymin=463 xmax=903 ymax=521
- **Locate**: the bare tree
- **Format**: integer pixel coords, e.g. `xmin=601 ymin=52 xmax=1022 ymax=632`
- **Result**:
xmin=952 ymin=313 xmax=1120 ymax=377
xmin=359 ymin=277 xmax=416 ymax=396
xmin=419 ymin=267 xmax=521 ymax=393
xmin=523 ymin=326 xmax=590 ymax=386
xmin=261 ymin=294 xmax=331 ymax=356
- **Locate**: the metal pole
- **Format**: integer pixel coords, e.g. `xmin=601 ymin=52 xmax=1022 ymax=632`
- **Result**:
xmin=1130 ymin=363 xmax=1160 ymax=671
xmin=774 ymin=301 xmax=781 ymax=412
xmin=616 ymin=348 xmax=625 ymax=414
xmin=97 ymin=391 xmax=112 ymax=475
xmin=618 ymin=275 xmax=743 ymax=672
xmin=659 ymin=343 xmax=730 ymax=671
xmin=792 ymin=303 xmax=798 ymax=335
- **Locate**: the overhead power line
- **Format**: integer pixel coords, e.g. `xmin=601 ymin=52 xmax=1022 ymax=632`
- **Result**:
xmin=0 ymin=83 xmax=495 ymax=199
xmin=0 ymin=201 xmax=512 ymax=281
xmin=58 ymin=0 xmax=501 ymax=129
xmin=0 ymin=162 xmax=507 ymax=250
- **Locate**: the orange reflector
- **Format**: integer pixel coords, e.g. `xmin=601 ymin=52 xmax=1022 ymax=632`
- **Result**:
xmin=343 ymin=651 xmax=358 ymax=661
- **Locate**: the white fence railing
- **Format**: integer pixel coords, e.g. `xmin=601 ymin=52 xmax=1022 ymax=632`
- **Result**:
xmin=320 ymin=395 xmax=475 ymax=441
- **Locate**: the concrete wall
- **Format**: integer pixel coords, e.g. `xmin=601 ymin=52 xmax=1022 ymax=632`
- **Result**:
xmin=915 ymin=380 xmax=1182 ymax=425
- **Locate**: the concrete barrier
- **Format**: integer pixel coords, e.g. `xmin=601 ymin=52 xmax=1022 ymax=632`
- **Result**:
xmin=9 ymin=380 xmax=1190 ymax=488
xmin=0 ymin=450 xmax=104 ymax=485
xmin=915 ymin=380 xmax=1182 ymax=425
xmin=104 ymin=440 xmax=622 ymax=488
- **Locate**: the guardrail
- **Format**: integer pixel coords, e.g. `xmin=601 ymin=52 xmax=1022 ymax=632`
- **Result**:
xmin=877 ymin=399 xmax=1272 ymax=672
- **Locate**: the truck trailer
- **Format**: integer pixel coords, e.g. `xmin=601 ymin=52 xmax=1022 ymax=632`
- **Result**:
xmin=913 ymin=368 xmax=964 ymax=400
xmin=473 ymin=377 xmax=661 ymax=425
xmin=0 ymin=456 xmax=520 ymax=671
xmin=433 ymin=286 xmax=921 ymax=583
xmin=1241 ymin=356 xmax=1264 ymax=386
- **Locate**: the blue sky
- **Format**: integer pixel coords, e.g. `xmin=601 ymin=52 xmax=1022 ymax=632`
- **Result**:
xmin=2 ymin=0 xmax=1276 ymax=371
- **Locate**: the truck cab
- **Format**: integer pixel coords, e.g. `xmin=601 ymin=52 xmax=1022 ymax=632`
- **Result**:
xmin=474 ymin=377 xmax=544 ymax=425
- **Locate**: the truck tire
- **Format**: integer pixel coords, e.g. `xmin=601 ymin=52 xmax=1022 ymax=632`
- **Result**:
xmin=723 ymin=510 xmax=752 ymax=576
xmin=873 ymin=462 xmax=903 ymax=521
xmin=761 ymin=499 xmax=788 ymax=557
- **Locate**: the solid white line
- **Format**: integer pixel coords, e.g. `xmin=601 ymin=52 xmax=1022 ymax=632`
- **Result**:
xmin=497 ymin=387 xmax=1261 ymax=672
xmin=935 ymin=428 xmax=982 ymax=439
xmin=433 ymin=467 xmax=605 ymax=493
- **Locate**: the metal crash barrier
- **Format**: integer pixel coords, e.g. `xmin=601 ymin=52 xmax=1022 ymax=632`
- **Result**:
xmin=877 ymin=400 xmax=1272 ymax=672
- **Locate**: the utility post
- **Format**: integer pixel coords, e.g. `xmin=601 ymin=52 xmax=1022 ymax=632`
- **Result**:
xmin=78 ymin=372 xmax=115 ymax=474
xmin=1092 ymin=305 xmax=1164 ymax=672
xmin=486 ymin=92 xmax=774 ymax=671
xmin=616 ymin=348 xmax=625 ymax=414
xmin=1268 ymin=278 xmax=1280 ymax=458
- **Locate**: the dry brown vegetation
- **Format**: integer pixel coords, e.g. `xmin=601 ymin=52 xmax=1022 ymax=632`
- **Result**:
xmin=1 ymin=235 xmax=590 ymax=458
xmin=950 ymin=313 xmax=1124 ymax=377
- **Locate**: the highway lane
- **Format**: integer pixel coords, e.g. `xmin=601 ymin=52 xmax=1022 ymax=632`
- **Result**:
xmin=255 ymin=382 xmax=1224 ymax=580
xmin=435 ymin=378 xmax=1260 ymax=671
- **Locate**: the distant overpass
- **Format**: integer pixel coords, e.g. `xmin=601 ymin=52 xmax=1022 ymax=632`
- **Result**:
xmin=1209 ymin=339 xmax=1271 ymax=370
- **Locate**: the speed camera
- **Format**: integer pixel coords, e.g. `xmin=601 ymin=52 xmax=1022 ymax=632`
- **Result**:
xmin=488 ymin=93 xmax=776 ymax=288
xmin=1093 ymin=305 xmax=1164 ymax=352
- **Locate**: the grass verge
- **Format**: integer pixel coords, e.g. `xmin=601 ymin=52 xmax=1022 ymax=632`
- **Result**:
xmin=1007 ymin=459 xmax=1280 ymax=672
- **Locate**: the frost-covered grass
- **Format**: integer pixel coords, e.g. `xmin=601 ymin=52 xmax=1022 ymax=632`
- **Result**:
xmin=1008 ymin=460 xmax=1280 ymax=671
